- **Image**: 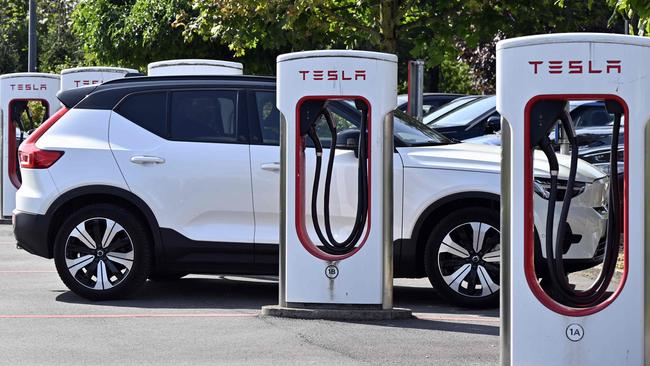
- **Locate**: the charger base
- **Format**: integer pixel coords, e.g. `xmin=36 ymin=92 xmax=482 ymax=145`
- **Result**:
xmin=260 ymin=305 xmax=412 ymax=321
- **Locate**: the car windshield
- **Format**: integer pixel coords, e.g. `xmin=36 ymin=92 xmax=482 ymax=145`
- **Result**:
xmin=423 ymin=97 xmax=477 ymax=124
xmin=313 ymin=101 xmax=453 ymax=147
xmin=427 ymin=96 xmax=495 ymax=128
xmin=393 ymin=109 xmax=454 ymax=146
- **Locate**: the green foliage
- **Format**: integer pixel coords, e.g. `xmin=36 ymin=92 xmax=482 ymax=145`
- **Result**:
xmin=0 ymin=0 xmax=85 ymax=74
xmin=439 ymin=60 xmax=477 ymax=95
xmin=0 ymin=0 xmax=28 ymax=73
xmin=72 ymin=0 xmax=234 ymax=71
xmin=19 ymin=101 xmax=47 ymax=130
xmin=38 ymin=0 xmax=85 ymax=73
xmin=178 ymin=0 xmax=619 ymax=92
xmin=0 ymin=0 xmax=639 ymax=93
xmin=608 ymin=0 xmax=650 ymax=35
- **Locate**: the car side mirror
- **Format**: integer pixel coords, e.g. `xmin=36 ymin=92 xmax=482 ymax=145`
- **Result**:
xmin=336 ymin=129 xmax=360 ymax=158
xmin=485 ymin=115 xmax=501 ymax=134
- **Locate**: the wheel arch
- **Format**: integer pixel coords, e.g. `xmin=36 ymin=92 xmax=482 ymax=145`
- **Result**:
xmin=45 ymin=185 xmax=161 ymax=261
xmin=398 ymin=191 xmax=500 ymax=278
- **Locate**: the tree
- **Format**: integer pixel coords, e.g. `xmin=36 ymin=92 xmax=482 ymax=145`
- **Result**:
xmin=38 ymin=0 xmax=85 ymax=73
xmin=175 ymin=0 xmax=503 ymax=89
xmin=0 ymin=0 xmax=29 ymax=73
xmin=72 ymin=0 xmax=234 ymax=71
xmin=607 ymin=0 xmax=650 ymax=35
xmin=177 ymin=0 xmax=621 ymax=93
xmin=456 ymin=0 xmax=615 ymax=93
xmin=0 ymin=0 xmax=85 ymax=74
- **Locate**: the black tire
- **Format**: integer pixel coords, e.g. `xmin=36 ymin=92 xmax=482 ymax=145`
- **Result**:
xmin=148 ymin=273 xmax=187 ymax=282
xmin=53 ymin=204 xmax=152 ymax=300
xmin=424 ymin=207 xmax=500 ymax=308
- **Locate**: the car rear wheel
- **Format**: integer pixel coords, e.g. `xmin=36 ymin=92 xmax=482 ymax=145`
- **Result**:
xmin=53 ymin=204 xmax=151 ymax=300
xmin=424 ymin=207 xmax=500 ymax=308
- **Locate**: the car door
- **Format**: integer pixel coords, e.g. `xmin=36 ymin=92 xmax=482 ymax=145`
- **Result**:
xmin=248 ymin=91 xmax=404 ymax=267
xmin=109 ymin=89 xmax=255 ymax=265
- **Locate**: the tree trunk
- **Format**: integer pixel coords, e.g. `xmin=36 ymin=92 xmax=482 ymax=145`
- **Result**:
xmin=379 ymin=0 xmax=398 ymax=54
xmin=427 ymin=65 xmax=440 ymax=92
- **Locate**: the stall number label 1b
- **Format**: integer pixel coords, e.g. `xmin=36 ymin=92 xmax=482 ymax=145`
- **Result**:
xmin=325 ymin=265 xmax=339 ymax=279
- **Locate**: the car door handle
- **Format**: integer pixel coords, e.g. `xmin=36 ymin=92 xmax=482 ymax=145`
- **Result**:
xmin=261 ymin=162 xmax=280 ymax=172
xmin=130 ymin=156 xmax=165 ymax=164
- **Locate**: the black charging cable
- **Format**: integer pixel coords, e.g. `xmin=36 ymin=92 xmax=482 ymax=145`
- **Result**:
xmin=539 ymin=109 xmax=621 ymax=307
xmin=307 ymin=104 xmax=369 ymax=255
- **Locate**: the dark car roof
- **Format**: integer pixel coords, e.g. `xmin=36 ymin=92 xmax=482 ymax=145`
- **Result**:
xmin=58 ymin=74 xmax=276 ymax=109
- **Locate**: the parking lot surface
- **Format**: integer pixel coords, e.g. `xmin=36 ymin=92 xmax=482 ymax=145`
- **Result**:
xmin=0 ymin=224 xmax=499 ymax=365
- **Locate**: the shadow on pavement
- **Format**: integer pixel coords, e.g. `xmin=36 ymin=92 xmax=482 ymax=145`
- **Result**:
xmin=349 ymin=318 xmax=499 ymax=336
xmin=56 ymin=275 xmax=278 ymax=310
xmin=55 ymin=275 xmax=499 ymax=336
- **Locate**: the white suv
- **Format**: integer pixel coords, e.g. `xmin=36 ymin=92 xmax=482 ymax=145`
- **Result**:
xmin=13 ymin=75 xmax=608 ymax=307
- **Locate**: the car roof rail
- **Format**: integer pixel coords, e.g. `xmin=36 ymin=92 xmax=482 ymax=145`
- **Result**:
xmin=102 ymin=74 xmax=276 ymax=86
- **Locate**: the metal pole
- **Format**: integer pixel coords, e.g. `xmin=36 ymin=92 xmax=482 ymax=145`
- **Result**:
xmin=407 ymin=60 xmax=424 ymax=122
xmin=28 ymin=0 xmax=37 ymax=72
xmin=555 ymin=104 xmax=570 ymax=155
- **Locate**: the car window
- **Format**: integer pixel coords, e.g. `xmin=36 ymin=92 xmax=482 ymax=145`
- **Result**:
xmin=423 ymin=97 xmax=477 ymax=124
xmin=422 ymin=96 xmax=458 ymax=112
xmin=254 ymin=91 xmax=280 ymax=145
xmin=571 ymin=106 xmax=614 ymax=129
xmin=428 ymin=96 xmax=495 ymax=128
xmin=115 ymin=92 xmax=167 ymax=137
xmin=328 ymin=101 xmax=453 ymax=146
xmin=311 ymin=107 xmax=358 ymax=147
xmin=170 ymin=90 xmax=244 ymax=143
xmin=393 ymin=109 xmax=454 ymax=146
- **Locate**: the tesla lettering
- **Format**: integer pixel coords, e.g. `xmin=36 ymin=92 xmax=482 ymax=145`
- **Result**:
xmin=528 ymin=60 xmax=621 ymax=74
xmin=9 ymin=84 xmax=48 ymax=91
xmin=73 ymin=80 xmax=101 ymax=87
xmin=299 ymin=70 xmax=367 ymax=81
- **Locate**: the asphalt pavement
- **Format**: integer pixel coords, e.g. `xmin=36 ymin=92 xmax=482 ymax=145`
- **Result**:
xmin=0 ymin=224 xmax=499 ymax=365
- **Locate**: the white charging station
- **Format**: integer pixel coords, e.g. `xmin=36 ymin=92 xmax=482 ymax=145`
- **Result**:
xmin=147 ymin=59 xmax=243 ymax=76
xmin=0 ymin=73 xmax=60 ymax=218
xmin=269 ymin=49 xmax=401 ymax=313
xmin=60 ymin=66 xmax=138 ymax=91
xmin=498 ymin=33 xmax=650 ymax=365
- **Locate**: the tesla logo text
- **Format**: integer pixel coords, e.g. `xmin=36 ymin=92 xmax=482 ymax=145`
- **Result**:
xmin=299 ymin=70 xmax=366 ymax=81
xmin=10 ymin=84 xmax=47 ymax=91
xmin=528 ymin=60 xmax=621 ymax=74
xmin=73 ymin=80 xmax=102 ymax=87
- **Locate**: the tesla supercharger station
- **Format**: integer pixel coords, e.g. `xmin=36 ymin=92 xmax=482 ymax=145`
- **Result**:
xmin=266 ymin=50 xmax=407 ymax=316
xmin=0 ymin=73 xmax=60 ymax=218
xmin=498 ymin=33 xmax=650 ymax=365
xmin=60 ymin=67 xmax=138 ymax=91
xmin=147 ymin=59 xmax=243 ymax=76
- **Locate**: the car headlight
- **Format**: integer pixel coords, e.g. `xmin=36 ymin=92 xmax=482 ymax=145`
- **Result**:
xmin=533 ymin=177 xmax=586 ymax=200
xmin=581 ymin=151 xmax=610 ymax=165
xmin=580 ymin=149 xmax=624 ymax=175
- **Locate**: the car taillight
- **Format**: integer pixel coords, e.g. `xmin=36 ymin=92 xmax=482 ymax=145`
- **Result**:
xmin=18 ymin=107 xmax=68 ymax=169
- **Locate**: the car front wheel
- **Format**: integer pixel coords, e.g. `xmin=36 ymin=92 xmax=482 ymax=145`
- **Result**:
xmin=424 ymin=207 xmax=500 ymax=308
xmin=53 ymin=204 xmax=151 ymax=300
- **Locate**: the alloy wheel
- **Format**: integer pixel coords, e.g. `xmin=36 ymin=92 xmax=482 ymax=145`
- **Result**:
xmin=437 ymin=221 xmax=500 ymax=298
xmin=64 ymin=217 xmax=134 ymax=290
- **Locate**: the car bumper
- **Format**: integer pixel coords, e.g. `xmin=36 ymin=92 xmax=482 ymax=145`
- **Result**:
xmin=535 ymin=233 xmax=607 ymax=276
xmin=13 ymin=210 xmax=51 ymax=259
xmin=534 ymin=177 xmax=609 ymax=261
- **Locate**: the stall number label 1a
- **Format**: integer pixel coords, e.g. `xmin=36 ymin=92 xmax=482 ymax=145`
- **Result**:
xmin=566 ymin=324 xmax=584 ymax=342
xmin=325 ymin=265 xmax=339 ymax=279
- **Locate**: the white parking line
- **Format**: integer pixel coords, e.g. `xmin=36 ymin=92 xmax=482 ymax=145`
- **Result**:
xmin=0 ymin=270 xmax=56 ymax=273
